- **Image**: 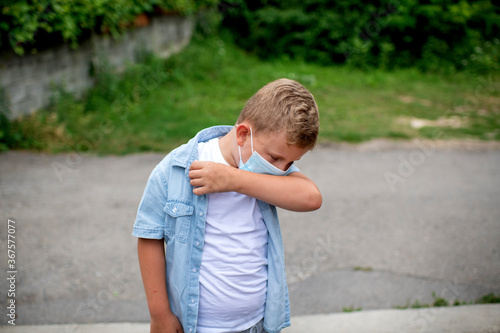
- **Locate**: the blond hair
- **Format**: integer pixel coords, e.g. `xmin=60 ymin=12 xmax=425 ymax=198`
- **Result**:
xmin=237 ymin=78 xmax=319 ymax=150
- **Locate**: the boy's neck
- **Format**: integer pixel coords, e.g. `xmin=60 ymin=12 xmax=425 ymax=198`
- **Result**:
xmin=218 ymin=127 xmax=239 ymax=168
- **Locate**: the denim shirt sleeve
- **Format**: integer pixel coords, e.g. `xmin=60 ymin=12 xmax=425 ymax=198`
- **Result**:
xmin=133 ymin=164 xmax=168 ymax=239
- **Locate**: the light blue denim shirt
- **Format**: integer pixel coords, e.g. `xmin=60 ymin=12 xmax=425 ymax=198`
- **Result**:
xmin=133 ymin=126 xmax=298 ymax=333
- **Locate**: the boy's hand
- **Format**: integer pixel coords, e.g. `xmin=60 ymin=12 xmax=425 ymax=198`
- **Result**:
xmin=189 ymin=161 xmax=234 ymax=195
xmin=189 ymin=160 xmax=322 ymax=212
xmin=150 ymin=312 xmax=184 ymax=333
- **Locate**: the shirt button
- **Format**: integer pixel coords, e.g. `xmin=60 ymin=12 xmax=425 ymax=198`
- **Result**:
xmin=199 ymin=212 xmax=203 ymax=217
xmin=191 ymin=298 xmax=195 ymax=303
xmin=189 ymin=328 xmax=193 ymax=332
xmin=195 ymin=241 xmax=200 ymax=247
xmin=192 ymin=268 xmax=196 ymax=273
xmin=172 ymin=207 xmax=177 ymax=213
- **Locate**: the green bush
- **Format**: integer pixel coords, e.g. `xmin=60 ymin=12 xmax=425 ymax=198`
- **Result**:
xmin=221 ymin=0 xmax=500 ymax=72
xmin=0 ymin=0 xmax=218 ymax=55
xmin=476 ymin=293 xmax=500 ymax=304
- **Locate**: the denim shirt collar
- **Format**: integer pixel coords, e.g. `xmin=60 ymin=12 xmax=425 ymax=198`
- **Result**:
xmin=171 ymin=125 xmax=234 ymax=180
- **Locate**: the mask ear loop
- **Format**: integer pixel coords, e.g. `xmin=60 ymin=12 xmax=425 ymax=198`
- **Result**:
xmin=238 ymin=145 xmax=243 ymax=167
xmin=237 ymin=125 xmax=242 ymax=165
xmin=236 ymin=124 xmax=254 ymax=155
xmin=249 ymin=126 xmax=254 ymax=153
xmin=237 ymin=125 xmax=254 ymax=168
xmin=236 ymin=124 xmax=248 ymax=166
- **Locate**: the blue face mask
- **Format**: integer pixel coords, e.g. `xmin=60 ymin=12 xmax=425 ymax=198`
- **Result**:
xmin=238 ymin=126 xmax=291 ymax=176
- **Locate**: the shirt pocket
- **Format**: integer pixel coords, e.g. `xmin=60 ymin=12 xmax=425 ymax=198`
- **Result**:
xmin=163 ymin=201 xmax=194 ymax=243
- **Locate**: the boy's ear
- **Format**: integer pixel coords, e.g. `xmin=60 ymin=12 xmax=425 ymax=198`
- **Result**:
xmin=235 ymin=123 xmax=251 ymax=146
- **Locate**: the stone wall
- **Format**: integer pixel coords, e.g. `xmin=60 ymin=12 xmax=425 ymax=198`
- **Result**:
xmin=0 ymin=15 xmax=194 ymax=119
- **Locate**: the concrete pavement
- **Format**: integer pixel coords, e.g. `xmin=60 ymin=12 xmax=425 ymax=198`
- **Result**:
xmin=1 ymin=304 xmax=499 ymax=332
xmin=0 ymin=138 xmax=499 ymax=330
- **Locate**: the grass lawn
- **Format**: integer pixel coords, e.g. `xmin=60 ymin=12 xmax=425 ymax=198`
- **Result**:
xmin=6 ymin=34 xmax=500 ymax=154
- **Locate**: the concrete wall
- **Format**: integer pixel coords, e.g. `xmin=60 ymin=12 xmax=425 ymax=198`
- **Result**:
xmin=0 ymin=15 xmax=194 ymax=119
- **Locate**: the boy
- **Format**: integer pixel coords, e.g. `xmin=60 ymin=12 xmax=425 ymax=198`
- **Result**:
xmin=133 ymin=78 xmax=321 ymax=333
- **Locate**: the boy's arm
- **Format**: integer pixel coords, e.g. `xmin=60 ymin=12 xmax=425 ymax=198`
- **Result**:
xmin=137 ymin=238 xmax=184 ymax=333
xmin=189 ymin=161 xmax=322 ymax=212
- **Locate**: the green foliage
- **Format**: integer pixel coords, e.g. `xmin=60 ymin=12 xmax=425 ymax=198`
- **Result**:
xmin=475 ymin=293 xmax=500 ymax=304
xmin=431 ymin=292 xmax=449 ymax=307
xmin=410 ymin=299 xmax=428 ymax=308
xmin=0 ymin=109 xmax=13 ymax=151
xmin=0 ymin=0 xmax=218 ymax=55
xmin=221 ymin=0 xmax=500 ymax=73
xmin=0 ymin=88 xmax=20 ymax=151
xmin=353 ymin=266 xmax=373 ymax=272
xmin=395 ymin=292 xmax=500 ymax=309
xmin=4 ymin=35 xmax=499 ymax=154
xmin=342 ymin=306 xmax=363 ymax=312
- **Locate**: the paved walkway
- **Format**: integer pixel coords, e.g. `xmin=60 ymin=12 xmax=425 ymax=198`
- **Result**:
xmin=2 ymin=305 xmax=499 ymax=332
xmin=0 ymin=139 xmax=499 ymax=330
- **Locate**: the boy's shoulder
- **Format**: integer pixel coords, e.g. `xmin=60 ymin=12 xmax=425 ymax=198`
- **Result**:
xmin=164 ymin=125 xmax=234 ymax=166
xmin=155 ymin=125 xmax=234 ymax=175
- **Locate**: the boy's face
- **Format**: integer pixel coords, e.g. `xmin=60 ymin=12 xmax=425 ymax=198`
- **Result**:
xmin=237 ymin=124 xmax=309 ymax=171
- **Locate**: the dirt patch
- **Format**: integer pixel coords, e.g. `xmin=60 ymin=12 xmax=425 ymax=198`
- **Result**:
xmin=398 ymin=95 xmax=432 ymax=107
xmin=396 ymin=116 xmax=469 ymax=129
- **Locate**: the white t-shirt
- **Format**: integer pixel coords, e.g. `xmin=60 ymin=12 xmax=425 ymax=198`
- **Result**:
xmin=196 ymin=138 xmax=268 ymax=333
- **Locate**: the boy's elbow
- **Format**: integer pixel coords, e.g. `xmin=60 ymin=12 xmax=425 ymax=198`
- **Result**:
xmin=313 ymin=192 xmax=323 ymax=210
xmin=307 ymin=190 xmax=322 ymax=211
